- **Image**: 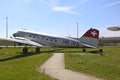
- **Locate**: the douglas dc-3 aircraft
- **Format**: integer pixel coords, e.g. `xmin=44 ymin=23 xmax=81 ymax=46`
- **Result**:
xmin=0 ymin=28 xmax=99 ymax=53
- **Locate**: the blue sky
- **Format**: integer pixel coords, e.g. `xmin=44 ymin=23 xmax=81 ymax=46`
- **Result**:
xmin=0 ymin=0 xmax=120 ymax=38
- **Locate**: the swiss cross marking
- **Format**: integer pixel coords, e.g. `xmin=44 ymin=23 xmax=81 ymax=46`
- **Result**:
xmin=91 ymin=31 xmax=97 ymax=36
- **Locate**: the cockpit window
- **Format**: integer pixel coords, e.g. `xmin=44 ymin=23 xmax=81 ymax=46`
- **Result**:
xmin=17 ymin=31 xmax=20 ymax=33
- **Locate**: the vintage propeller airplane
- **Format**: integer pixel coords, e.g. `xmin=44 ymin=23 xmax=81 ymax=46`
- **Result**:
xmin=0 ymin=28 xmax=100 ymax=53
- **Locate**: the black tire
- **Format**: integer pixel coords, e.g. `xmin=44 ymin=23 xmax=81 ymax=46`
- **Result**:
xmin=82 ymin=48 xmax=86 ymax=52
xmin=23 ymin=47 xmax=28 ymax=53
xmin=36 ymin=47 xmax=40 ymax=53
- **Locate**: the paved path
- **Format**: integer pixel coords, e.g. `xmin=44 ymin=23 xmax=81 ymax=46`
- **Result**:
xmin=39 ymin=53 xmax=103 ymax=80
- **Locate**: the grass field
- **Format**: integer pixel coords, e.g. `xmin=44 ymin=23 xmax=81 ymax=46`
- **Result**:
xmin=0 ymin=46 xmax=120 ymax=80
xmin=65 ymin=46 xmax=120 ymax=80
xmin=0 ymin=47 xmax=56 ymax=80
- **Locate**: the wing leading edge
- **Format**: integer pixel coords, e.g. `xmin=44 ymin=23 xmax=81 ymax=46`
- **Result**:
xmin=0 ymin=37 xmax=43 ymax=47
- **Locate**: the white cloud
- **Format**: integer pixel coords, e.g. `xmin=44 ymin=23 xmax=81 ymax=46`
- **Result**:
xmin=52 ymin=6 xmax=79 ymax=15
xmin=102 ymin=1 xmax=120 ymax=8
xmin=45 ymin=0 xmax=89 ymax=15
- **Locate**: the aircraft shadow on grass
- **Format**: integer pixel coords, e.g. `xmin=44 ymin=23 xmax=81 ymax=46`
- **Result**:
xmin=0 ymin=48 xmax=64 ymax=62
xmin=0 ymin=49 xmax=60 ymax=62
xmin=88 ymin=50 xmax=99 ymax=54
xmin=0 ymin=49 xmax=103 ymax=62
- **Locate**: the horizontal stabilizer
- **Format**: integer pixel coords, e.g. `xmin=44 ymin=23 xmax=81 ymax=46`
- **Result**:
xmin=82 ymin=43 xmax=98 ymax=48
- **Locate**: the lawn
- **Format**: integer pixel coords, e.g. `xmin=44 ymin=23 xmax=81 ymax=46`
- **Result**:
xmin=65 ymin=46 xmax=120 ymax=80
xmin=0 ymin=46 xmax=120 ymax=80
xmin=0 ymin=47 xmax=55 ymax=80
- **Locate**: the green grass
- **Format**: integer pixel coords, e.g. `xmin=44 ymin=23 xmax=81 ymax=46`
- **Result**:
xmin=0 ymin=47 xmax=55 ymax=80
xmin=1 ymin=46 xmax=120 ymax=80
xmin=0 ymin=40 xmax=15 ymax=46
xmin=65 ymin=46 xmax=120 ymax=80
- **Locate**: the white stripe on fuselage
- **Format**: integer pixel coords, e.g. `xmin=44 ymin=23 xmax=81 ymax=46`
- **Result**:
xmin=14 ymin=30 xmax=82 ymax=47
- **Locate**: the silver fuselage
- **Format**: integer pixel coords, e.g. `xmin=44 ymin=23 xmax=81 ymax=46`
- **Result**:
xmin=13 ymin=30 xmax=82 ymax=47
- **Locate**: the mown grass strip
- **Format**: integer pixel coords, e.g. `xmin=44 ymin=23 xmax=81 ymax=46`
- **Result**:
xmin=0 ymin=47 xmax=55 ymax=80
xmin=65 ymin=46 xmax=120 ymax=80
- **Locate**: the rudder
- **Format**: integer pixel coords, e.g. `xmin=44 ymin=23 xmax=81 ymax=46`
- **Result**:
xmin=80 ymin=28 xmax=99 ymax=48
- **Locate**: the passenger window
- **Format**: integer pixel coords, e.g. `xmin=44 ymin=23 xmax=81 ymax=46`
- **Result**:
xmin=29 ymin=35 xmax=32 ymax=37
xmin=55 ymin=40 xmax=57 ymax=42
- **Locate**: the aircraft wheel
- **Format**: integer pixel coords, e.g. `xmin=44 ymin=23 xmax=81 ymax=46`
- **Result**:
xmin=36 ymin=47 xmax=40 ymax=53
xmin=23 ymin=47 xmax=28 ymax=54
xmin=99 ymin=49 xmax=103 ymax=55
xmin=82 ymin=48 xmax=86 ymax=52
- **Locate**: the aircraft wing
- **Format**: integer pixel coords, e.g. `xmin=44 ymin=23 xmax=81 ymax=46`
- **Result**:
xmin=0 ymin=37 xmax=43 ymax=47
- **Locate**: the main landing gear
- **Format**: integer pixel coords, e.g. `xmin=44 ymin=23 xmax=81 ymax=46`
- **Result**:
xmin=22 ymin=47 xmax=40 ymax=54
xmin=81 ymin=48 xmax=104 ymax=56
xmin=35 ymin=47 xmax=40 ymax=53
xmin=82 ymin=48 xmax=86 ymax=52
xmin=23 ymin=47 xmax=28 ymax=54
xmin=99 ymin=48 xmax=103 ymax=56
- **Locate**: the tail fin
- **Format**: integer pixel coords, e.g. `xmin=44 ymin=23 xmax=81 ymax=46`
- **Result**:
xmin=80 ymin=28 xmax=99 ymax=48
